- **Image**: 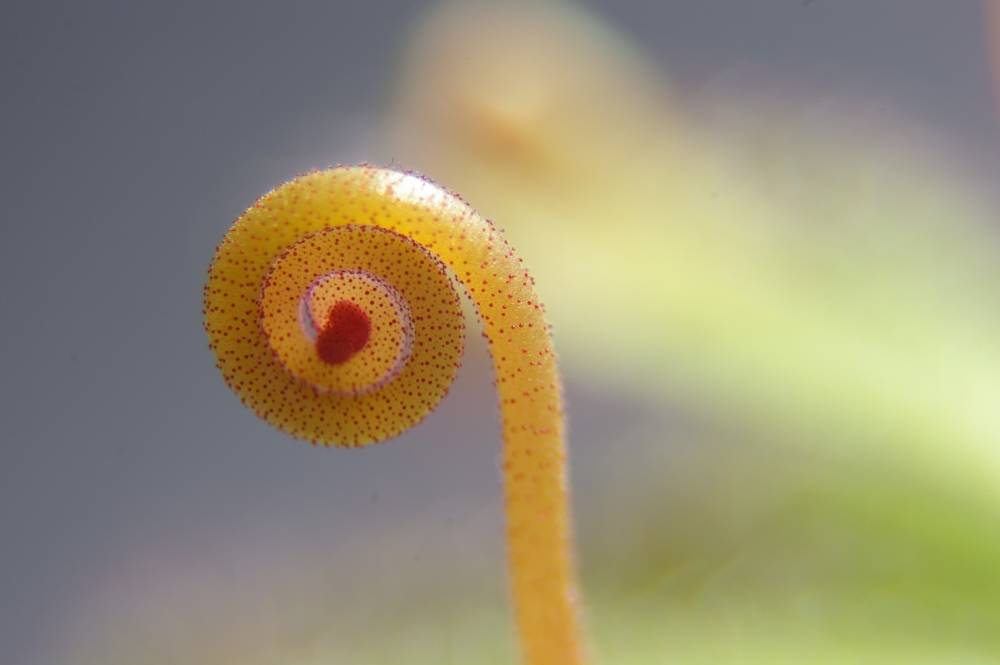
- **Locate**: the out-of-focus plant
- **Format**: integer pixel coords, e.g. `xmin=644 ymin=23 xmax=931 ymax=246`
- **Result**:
xmin=383 ymin=1 xmax=1000 ymax=663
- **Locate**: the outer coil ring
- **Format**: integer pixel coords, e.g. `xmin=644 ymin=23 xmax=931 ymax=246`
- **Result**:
xmin=206 ymin=219 xmax=464 ymax=446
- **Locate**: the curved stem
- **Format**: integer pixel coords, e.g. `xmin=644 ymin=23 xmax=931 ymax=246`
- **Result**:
xmin=366 ymin=167 xmax=587 ymax=665
xmin=205 ymin=165 xmax=587 ymax=664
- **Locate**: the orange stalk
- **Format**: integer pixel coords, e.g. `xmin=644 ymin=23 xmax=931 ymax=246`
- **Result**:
xmin=203 ymin=165 xmax=587 ymax=664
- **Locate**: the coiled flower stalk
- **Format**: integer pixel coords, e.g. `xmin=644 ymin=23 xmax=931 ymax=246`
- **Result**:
xmin=203 ymin=165 xmax=587 ymax=665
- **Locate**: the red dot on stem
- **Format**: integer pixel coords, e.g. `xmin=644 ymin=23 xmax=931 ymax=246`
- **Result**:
xmin=316 ymin=300 xmax=371 ymax=365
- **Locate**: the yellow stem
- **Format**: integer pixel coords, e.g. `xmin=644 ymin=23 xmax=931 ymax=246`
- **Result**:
xmin=204 ymin=165 xmax=587 ymax=664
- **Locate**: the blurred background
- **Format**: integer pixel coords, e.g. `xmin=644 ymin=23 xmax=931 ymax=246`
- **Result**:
xmin=3 ymin=1 xmax=1000 ymax=663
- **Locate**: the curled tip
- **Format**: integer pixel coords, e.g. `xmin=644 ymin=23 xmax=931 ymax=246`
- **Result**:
xmin=205 ymin=170 xmax=465 ymax=446
xmin=205 ymin=165 xmax=586 ymax=663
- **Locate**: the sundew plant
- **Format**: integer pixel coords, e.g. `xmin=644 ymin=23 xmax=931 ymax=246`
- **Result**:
xmin=204 ymin=165 xmax=590 ymax=665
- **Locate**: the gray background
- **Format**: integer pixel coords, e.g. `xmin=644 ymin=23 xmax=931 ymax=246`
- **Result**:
xmin=2 ymin=1 xmax=998 ymax=663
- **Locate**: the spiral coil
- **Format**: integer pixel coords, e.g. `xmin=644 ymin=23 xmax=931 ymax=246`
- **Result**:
xmin=204 ymin=165 xmax=587 ymax=664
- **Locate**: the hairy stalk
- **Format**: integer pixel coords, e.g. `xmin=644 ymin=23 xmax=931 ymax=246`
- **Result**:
xmin=204 ymin=165 xmax=587 ymax=664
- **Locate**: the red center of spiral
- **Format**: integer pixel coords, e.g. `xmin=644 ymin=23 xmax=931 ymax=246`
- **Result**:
xmin=315 ymin=300 xmax=371 ymax=365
